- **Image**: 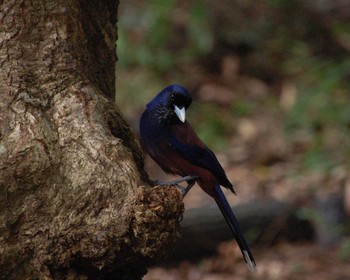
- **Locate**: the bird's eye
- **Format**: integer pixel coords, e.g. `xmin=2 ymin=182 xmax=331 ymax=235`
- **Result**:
xmin=170 ymin=94 xmax=175 ymax=101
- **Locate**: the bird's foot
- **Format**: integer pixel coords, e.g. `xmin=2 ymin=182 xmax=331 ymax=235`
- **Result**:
xmin=151 ymin=175 xmax=198 ymax=187
xmin=176 ymin=179 xmax=196 ymax=197
xmin=152 ymin=175 xmax=198 ymax=197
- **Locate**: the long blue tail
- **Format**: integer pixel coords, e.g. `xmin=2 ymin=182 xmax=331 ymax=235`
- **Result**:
xmin=214 ymin=185 xmax=256 ymax=272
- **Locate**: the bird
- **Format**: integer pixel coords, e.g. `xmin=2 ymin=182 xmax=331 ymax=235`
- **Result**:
xmin=139 ymin=84 xmax=256 ymax=272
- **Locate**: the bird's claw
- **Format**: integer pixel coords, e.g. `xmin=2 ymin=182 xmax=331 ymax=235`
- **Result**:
xmin=152 ymin=175 xmax=198 ymax=197
xmin=174 ymin=181 xmax=195 ymax=197
xmin=152 ymin=175 xmax=198 ymax=186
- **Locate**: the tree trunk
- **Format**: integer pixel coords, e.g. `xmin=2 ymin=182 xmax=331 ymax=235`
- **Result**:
xmin=0 ymin=1 xmax=183 ymax=279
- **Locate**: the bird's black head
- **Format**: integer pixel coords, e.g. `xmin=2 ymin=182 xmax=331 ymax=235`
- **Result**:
xmin=147 ymin=84 xmax=192 ymax=124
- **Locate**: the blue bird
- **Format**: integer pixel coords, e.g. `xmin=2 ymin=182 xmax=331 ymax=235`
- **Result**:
xmin=139 ymin=84 xmax=256 ymax=272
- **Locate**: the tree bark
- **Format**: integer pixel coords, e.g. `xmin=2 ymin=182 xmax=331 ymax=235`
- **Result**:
xmin=0 ymin=1 xmax=183 ymax=279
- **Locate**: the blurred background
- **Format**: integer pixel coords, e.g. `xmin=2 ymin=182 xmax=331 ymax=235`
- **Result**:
xmin=116 ymin=0 xmax=350 ymax=279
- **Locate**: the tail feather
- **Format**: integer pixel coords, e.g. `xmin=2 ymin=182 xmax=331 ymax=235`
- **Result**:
xmin=214 ymin=185 xmax=257 ymax=272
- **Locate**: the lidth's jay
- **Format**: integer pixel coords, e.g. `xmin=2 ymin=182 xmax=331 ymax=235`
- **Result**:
xmin=139 ymin=84 xmax=256 ymax=272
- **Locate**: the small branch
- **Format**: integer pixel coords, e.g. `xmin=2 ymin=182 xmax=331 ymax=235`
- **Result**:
xmin=162 ymin=198 xmax=314 ymax=263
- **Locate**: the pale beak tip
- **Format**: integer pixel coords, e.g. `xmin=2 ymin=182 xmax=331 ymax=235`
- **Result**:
xmin=174 ymin=105 xmax=186 ymax=123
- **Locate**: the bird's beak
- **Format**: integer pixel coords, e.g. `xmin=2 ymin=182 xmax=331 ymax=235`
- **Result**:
xmin=174 ymin=105 xmax=186 ymax=123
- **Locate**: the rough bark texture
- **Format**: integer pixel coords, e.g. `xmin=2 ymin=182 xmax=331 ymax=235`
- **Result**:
xmin=0 ymin=1 xmax=183 ymax=279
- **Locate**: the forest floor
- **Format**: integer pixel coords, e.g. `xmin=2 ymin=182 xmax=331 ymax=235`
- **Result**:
xmin=142 ymin=125 xmax=350 ymax=279
xmin=117 ymin=48 xmax=350 ymax=280
xmin=121 ymin=73 xmax=350 ymax=279
xmin=145 ymin=242 xmax=350 ymax=280
xmin=143 ymin=129 xmax=350 ymax=279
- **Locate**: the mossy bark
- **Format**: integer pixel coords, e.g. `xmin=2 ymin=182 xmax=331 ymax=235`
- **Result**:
xmin=0 ymin=1 xmax=183 ymax=279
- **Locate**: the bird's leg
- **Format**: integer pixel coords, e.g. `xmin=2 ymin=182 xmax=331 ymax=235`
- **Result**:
xmin=152 ymin=175 xmax=198 ymax=197
xmin=152 ymin=175 xmax=198 ymax=186
xmin=177 ymin=177 xmax=196 ymax=197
